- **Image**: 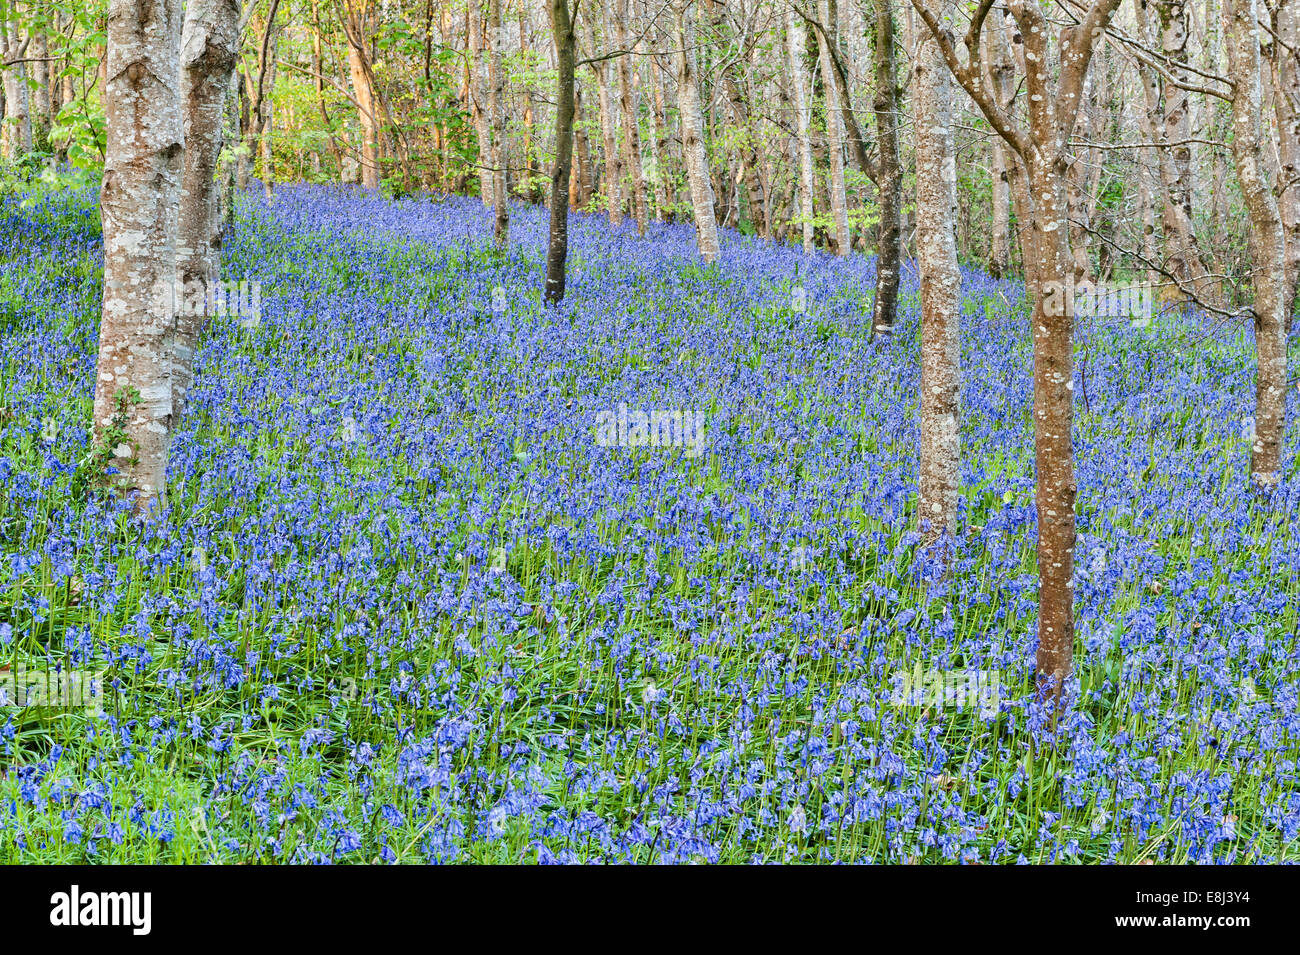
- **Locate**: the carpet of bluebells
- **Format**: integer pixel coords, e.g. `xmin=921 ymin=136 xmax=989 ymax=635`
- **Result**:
xmin=0 ymin=182 xmax=1298 ymax=863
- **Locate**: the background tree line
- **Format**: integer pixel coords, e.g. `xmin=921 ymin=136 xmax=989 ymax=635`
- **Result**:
xmin=2 ymin=0 xmax=1280 ymax=303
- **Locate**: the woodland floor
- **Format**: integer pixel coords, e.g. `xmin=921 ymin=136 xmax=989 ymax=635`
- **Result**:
xmin=0 ymin=184 xmax=1297 ymax=862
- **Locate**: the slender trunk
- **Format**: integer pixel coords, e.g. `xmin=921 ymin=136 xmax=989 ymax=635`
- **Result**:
xmin=989 ymin=5 xmax=1034 ymax=286
xmin=61 ymin=21 xmax=75 ymax=133
xmin=260 ymin=29 xmax=278 ymax=198
xmin=816 ymin=0 xmax=878 ymax=189
xmin=785 ymin=5 xmax=814 ymax=253
xmin=465 ymin=6 xmax=488 ymax=200
xmin=351 ymin=52 xmax=382 ymax=188
xmin=989 ymin=140 xmax=1012 ymax=276
xmin=1026 ymin=158 xmax=1076 ymax=699
xmin=32 ymin=23 xmax=49 ymax=143
xmin=594 ymin=0 xmax=623 ymax=225
xmin=175 ymin=0 xmax=242 ymax=416
xmin=1067 ymin=67 xmax=1101 ymax=283
xmin=1 ymin=17 xmax=32 ymax=159
xmin=237 ymin=68 xmax=252 ymax=188
xmin=245 ymin=1 xmax=280 ymax=191
xmin=1226 ymin=0 xmax=1288 ymax=491
xmin=613 ymin=0 xmax=649 ymax=233
xmin=1138 ymin=116 xmax=1161 ymax=289
xmin=573 ymin=84 xmax=593 ymax=207
xmin=1066 ymin=119 xmax=1091 ymax=284
xmin=546 ymin=0 xmax=576 ymax=303
xmin=674 ymin=0 xmax=719 ymax=262
xmin=466 ymin=4 xmax=493 ymax=201
xmin=1135 ymin=0 xmax=1214 ymax=306
xmin=220 ymin=77 xmax=240 ymax=225
xmin=519 ymin=9 xmax=541 ymax=201
xmin=650 ymin=51 xmax=673 ymax=221
xmin=51 ymin=10 xmax=66 ymax=130
xmin=872 ymin=0 xmax=903 ymax=336
xmin=94 ymin=0 xmax=186 ymax=512
xmin=1156 ymin=1 xmax=1201 ymax=294
xmin=816 ymin=0 xmax=851 ymax=255
xmin=1270 ymin=0 xmax=1300 ymax=332
xmin=488 ymin=0 xmax=509 ymax=243
xmin=915 ymin=0 xmax=961 ymax=540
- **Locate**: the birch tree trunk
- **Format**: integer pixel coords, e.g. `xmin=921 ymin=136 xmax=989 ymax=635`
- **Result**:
xmin=816 ymin=0 xmax=880 ymax=193
xmin=674 ymin=0 xmax=719 ymax=262
xmin=1136 ymin=0 xmax=1214 ymax=306
xmin=573 ymin=84 xmax=593 ymax=208
xmin=545 ymin=0 xmax=577 ymax=303
xmin=991 ymin=5 xmax=1036 ymax=289
xmin=32 ymin=20 xmax=49 ymax=142
xmin=487 ymin=0 xmax=509 ymax=244
xmin=237 ymin=67 xmax=252 ymax=189
xmin=1269 ymin=0 xmax=1300 ymax=332
xmin=94 ymin=0 xmax=186 ymax=511
xmin=986 ymin=81 xmax=1012 ymax=276
xmin=872 ymin=0 xmax=903 ymax=337
xmin=613 ymin=0 xmax=649 ymax=234
xmin=220 ymin=77 xmax=240 ymax=225
xmin=259 ymin=28 xmax=277 ymax=198
xmin=785 ymin=4 xmax=815 ymax=253
xmin=1138 ymin=110 xmax=1161 ymax=290
xmin=593 ymin=1 xmax=623 ymax=225
xmin=174 ymin=0 xmax=242 ymax=417
xmin=1156 ymin=1 xmax=1201 ymax=295
xmin=1226 ymin=0 xmax=1288 ymax=491
xmin=987 ymin=5 xmax=1034 ymax=284
xmin=466 ymin=4 xmax=492 ymax=201
xmin=1066 ymin=68 xmax=1100 ymax=283
xmin=1 ymin=16 xmax=32 ymax=159
xmin=519 ymin=10 xmax=541 ymax=201
xmin=816 ymin=0 xmax=851 ymax=255
xmin=915 ymin=0 xmax=961 ymax=541
xmin=649 ymin=51 xmax=673 ymax=221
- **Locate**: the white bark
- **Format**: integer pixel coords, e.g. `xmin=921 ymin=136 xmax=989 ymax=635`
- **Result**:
xmin=1 ymin=16 xmax=32 ymax=159
xmin=94 ymin=0 xmax=187 ymax=510
xmin=1225 ymin=0 xmax=1289 ymax=490
xmin=785 ymin=4 xmax=815 ymax=253
xmin=674 ymin=0 xmax=719 ymax=262
xmin=259 ymin=28 xmax=277 ymax=198
xmin=915 ymin=0 xmax=961 ymax=540
xmin=175 ymin=0 xmax=242 ymax=415
xmin=614 ymin=0 xmax=648 ymax=234
xmin=467 ymin=5 xmax=493 ymax=201
xmin=594 ymin=0 xmax=623 ymax=225
xmin=816 ymin=0 xmax=851 ymax=254
xmin=487 ymin=0 xmax=509 ymax=243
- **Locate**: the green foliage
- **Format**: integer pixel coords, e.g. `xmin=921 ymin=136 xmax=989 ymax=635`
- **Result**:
xmin=22 ymin=0 xmax=108 ymax=170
